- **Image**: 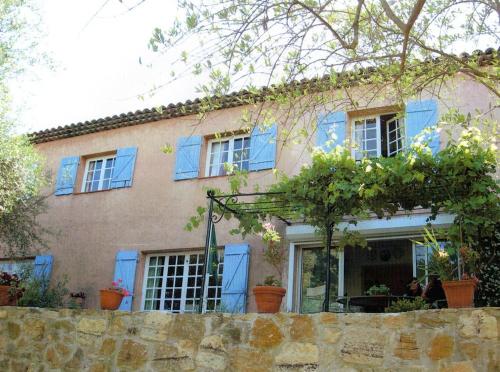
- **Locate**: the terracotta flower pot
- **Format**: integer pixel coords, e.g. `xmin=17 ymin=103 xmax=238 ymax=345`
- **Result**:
xmin=100 ymin=289 xmax=124 ymax=310
xmin=253 ymin=286 xmax=286 ymax=313
xmin=442 ymin=279 xmax=475 ymax=308
xmin=0 ymin=285 xmax=17 ymax=306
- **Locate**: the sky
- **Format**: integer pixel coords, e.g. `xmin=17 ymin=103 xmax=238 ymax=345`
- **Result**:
xmin=11 ymin=0 xmax=197 ymax=133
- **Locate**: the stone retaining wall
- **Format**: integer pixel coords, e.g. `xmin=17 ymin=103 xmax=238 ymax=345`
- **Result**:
xmin=0 ymin=307 xmax=498 ymax=371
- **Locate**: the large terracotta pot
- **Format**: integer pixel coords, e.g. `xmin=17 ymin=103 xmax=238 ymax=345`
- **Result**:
xmin=253 ymin=286 xmax=286 ymax=313
xmin=100 ymin=289 xmax=124 ymax=310
xmin=442 ymin=279 xmax=475 ymax=308
xmin=0 ymin=285 xmax=17 ymax=306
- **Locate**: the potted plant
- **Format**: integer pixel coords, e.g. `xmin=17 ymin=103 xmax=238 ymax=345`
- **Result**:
xmin=0 ymin=272 xmax=23 ymax=306
xmin=418 ymin=228 xmax=479 ymax=308
xmin=366 ymin=284 xmax=390 ymax=296
xmin=253 ymin=223 xmax=286 ymax=313
xmin=100 ymin=279 xmax=129 ymax=310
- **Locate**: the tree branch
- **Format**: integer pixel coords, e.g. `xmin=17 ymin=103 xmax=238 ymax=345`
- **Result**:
xmin=292 ymin=0 xmax=364 ymax=50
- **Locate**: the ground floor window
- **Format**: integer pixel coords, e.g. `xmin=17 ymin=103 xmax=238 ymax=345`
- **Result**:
xmin=297 ymin=238 xmax=432 ymax=312
xmin=300 ymin=247 xmax=340 ymax=313
xmin=0 ymin=258 xmax=34 ymax=277
xmin=142 ymin=251 xmax=223 ymax=313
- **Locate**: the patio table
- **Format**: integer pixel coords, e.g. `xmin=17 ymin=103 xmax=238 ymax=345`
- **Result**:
xmin=337 ymin=295 xmax=409 ymax=313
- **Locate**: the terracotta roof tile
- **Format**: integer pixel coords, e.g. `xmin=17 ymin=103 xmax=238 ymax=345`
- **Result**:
xmin=30 ymin=48 xmax=497 ymax=144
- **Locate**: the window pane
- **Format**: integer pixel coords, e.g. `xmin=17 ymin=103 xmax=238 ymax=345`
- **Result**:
xmin=233 ymin=138 xmax=243 ymax=150
xmin=300 ymin=248 xmax=339 ymax=313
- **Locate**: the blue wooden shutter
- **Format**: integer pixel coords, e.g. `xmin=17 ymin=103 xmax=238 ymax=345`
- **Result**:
xmin=33 ymin=255 xmax=53 ymax=286
xmin=316 ymin=111 xmax=346 ymax=152
xmin=249 ymin=124 xmax=277 ymax=171
xmin=55 ymin=156 xmax=79 ymax=195
xmin=111 ymin=147 xmax=138 ymax=188
xmin=113 ymin=250 xmax=138 ymax=311
xmin=405 ymin=99 xmax=439 ymax=154
xmin=174 ymin=136 xmax=202 ymax=180
xmin=221 ymin=243 xmax=250 ymax=313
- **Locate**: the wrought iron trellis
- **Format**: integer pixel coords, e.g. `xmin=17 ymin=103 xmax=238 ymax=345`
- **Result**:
xmin=197 ymin=189 xmax=337 ymax=313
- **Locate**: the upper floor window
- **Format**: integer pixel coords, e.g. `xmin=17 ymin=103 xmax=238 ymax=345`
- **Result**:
xmin=206 ymin=135 xmax=251 ymax=177
xmin=82 ymin=155 xmax=116 ymax=192
xmin=352 ymin=113 xmax=404 ymax=160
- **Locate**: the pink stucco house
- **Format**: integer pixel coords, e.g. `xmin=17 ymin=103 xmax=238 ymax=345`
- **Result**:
xmin=3 ymin=62 xmax=498 ymax=313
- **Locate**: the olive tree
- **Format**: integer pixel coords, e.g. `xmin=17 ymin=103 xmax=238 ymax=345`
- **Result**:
xmin=0 ymin=0 xmax=49 ymax=257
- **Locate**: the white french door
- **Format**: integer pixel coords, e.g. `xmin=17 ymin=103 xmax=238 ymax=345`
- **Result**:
xmin=141 ymin=252 xmax=223 ymax=313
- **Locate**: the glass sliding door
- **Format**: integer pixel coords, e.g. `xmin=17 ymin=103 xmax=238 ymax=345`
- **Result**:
xmin=300 ymin=247 xmax=340 ymax=313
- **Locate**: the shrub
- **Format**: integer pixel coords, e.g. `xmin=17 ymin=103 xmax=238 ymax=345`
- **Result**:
xmin=385 ymin=297 xmax=430 ymax=313
xmin=17 ymin=275 xmax=69 ymax=309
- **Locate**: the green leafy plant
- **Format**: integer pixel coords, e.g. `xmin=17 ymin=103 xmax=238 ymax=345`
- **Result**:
xmin=258 ymin=222 xmax=285 ymax=286
xmin=385 ymin=297 xmax=430 ymax=313
xmin=17 ymin=275 xmax=70 ymax=309
xmin=257 ymin=275 xmax=282 ymax=287
xmin=187 ymin=125 xmax=499 ymax=306
xmin=415 ymin=228 xmax=480 ymax=282
xmin=366 ymin=284 xmax=390 ymax=296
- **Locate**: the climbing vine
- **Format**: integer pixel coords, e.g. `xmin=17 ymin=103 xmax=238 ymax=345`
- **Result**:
xmin=188 ymin=120 xmax=499 ymax=305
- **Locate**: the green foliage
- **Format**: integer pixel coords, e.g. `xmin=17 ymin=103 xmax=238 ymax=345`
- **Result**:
xmin=187 ymin=123 xmax=499 ymax=304
xmin=0 ymin=1 xmax=49 ymax=258
xmin=17 ymin=275 xmax=70 ymax=309
xmin=151 ymin=1 xmax=499 ymax=114
xmin=257 ymin=275 xmax=282 ymax=287
xmin=260 ymin=223 xmax=285 ymax=282
xmin=385 ymin=297 xmax=430 ymax=313
xmin=366 ymin=284 xmax=390 ymax=296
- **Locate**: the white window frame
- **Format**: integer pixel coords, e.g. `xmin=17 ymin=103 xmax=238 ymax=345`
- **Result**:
xmin=81 ymin=155 xmax=116 ymax=193
xmin=291 ymin=235 xmax=421 ymax=313
xmin=386 ymin=117 xmax=405 ymax=157
xmin=351 ymin=116 xmax=382 ymax=159
xmin=351 ymin=113 xmax=405 ymax=159
xmin=141 ymin=251 xmax=224 ymax=313
xmin=204 ymin=134 xmax=251 ymax=177
xmin=412 ymin=240 xmax=447 ymax=286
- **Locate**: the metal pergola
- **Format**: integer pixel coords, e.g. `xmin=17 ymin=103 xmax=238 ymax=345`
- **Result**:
xmin=198 ymin=190 xmax=337 ymax=313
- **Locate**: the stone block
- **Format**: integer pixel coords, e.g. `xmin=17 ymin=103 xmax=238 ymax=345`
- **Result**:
xmin=117 ymin=339 xmax=149 ymax=369
xmin=23 ymin=318 xmax=45 ymax=341
xmin=459 ymin=342 xmax=479 ymax=360
xmin=383 ymin=314 xmax=409 ymax=329
xmin=290 ymin=315 xmax=315 ymax=342
xmin=46 ymin=346 xmax=62 ymax=369
xmin=428 ymin=334 xmax=454 ymax=360
xmin=99 ymin=338 xmax=116 ymax=356
xmin=321 ymin=327 xmax=342 ymax=344
xmin=200 ymin=334 xmax=226 ymax=352
xmin=229 ymin=349 xmax=273 ymax=372
xmin=170 ymin=314 xmax=205 ymax=343
xmin=439 ymin=361 xmax=476 ymax=372
xmin=275 ymin=342 xmax=319 ymax=367
xmin=7 ymin=322 xmax=20 ymax=340
xmin=459 ymin=310 xmax=498 ymax=339
xmin=250 ymin=318 xmax=284 ymax=349
xmin=0 ymin=310 xmax=7 ymax=319
xmin=340 ymin=328 xmax=386 ymax=366
xmin=90 ymin=361 xmax=111 ymax=372
xmin=318 ymin=312 xmax=337 ymax=325
xmin=65 ymin=347 xmax=84 ymax=370
xmin=77 ymin=318 xmax=108 ymax=336
xmin=417 ymin=312 xmax=448 ymax=328
xmin=195 ymin=351 xmax=227 ymax=370
xmin=394 ymin=332 xmax=419 ymax=360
